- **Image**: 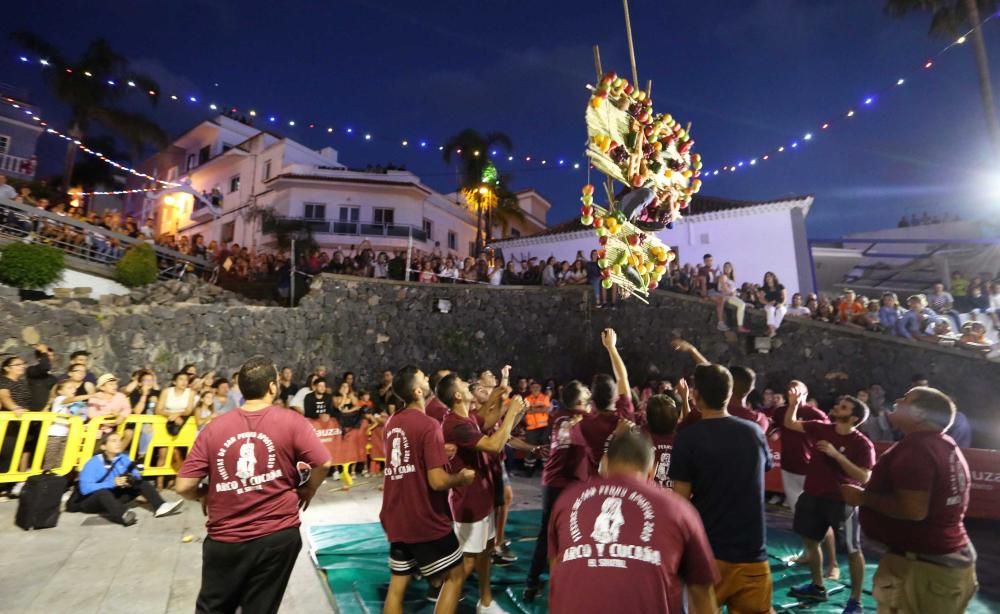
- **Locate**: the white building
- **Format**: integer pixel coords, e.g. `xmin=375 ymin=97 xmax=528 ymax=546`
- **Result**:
xmin=492 ymin=194 xmax=815 ymax=296
xmin=128 ymin=115 xmax=551 ymax=256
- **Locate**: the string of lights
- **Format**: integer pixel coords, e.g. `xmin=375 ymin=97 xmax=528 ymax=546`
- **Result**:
xmin=701 ymin=14 xmax=999 ymax=179
xmin=0 ymin=95 xmax=180 ymax=190
xmin=9 ymin=12 xmax=996 ymax=191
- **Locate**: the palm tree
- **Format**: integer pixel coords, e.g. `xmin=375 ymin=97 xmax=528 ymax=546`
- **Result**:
xmin=885 ymin=0 xmax=1000 ymax=156
xmin=442 ymin=129 xmax=513 ymax=252
xmin=10 ymin=33 xmax=168 ymax=192
xmin=490 ymin=180 xmax=527 ymax=240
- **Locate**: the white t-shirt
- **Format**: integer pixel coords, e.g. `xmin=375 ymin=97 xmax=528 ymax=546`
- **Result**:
xmin=788 ymin=306 xmax=811 ymax=317
xmin=49 ymin=395 xmax=88 ymax=437
xmin=0 ymin=184 xmax=17 ymax=201
xmin=289 ymin=386 xmax=311 ymax=411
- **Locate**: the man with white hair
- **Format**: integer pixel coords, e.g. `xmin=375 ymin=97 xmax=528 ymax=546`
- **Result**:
xmin=841 ymin=387 xmax=978 ymax=614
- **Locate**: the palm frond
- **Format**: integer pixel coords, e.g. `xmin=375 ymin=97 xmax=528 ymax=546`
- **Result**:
xmin=9 ymin=31 xmax=67 ymax=66
xmin=90 ymin=106 xmax=169 ymax=155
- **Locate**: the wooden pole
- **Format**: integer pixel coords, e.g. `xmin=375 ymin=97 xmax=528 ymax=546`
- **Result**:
xmin=592 ymin=44 xmax=616 ymax=205
xmin=622 ymin=0 xmax=639 ymax=85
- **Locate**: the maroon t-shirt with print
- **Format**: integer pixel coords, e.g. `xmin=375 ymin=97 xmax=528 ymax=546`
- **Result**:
xmin=424 ymin=396 xmax=449 ymax=423
xmin=442 ymin=411 xmax=494 ymax=523
xmin=542 ymin=408 xmax=589 ymax=488
xmin=548 ymin=475 xmax=720 ymax=614
xmin=802 ymin=421 xmax=876 ymax=500
xmin=178 ymin=405 xmax=331 ymax=543
xmin=860 ymin=431 xmax=971 ymax=554
xmin=729 ymin=401 xmax=769 ymax=433
xmin=576 ymin=396 xmax=635 ymax=477
xmin=769 ymin=404 xmax=830 ymax=474
xmin=380 ymin=407 xmax=453 ymax=543
xmin=648 ymin=432 xmax=675 ymax=489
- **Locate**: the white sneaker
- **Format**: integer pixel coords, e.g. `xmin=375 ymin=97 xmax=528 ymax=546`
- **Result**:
xmin=155 ymin=499 xmax=184 ymax=518
xmin=332 ymin=470 xmax=341 ymax=481
xmin=477 ymin=600 xmax=508 ymax=614
xmin=717 ymin=321 xmax=730 ymax=331
xmin=10 ymin=482 xmax=24 ymax=497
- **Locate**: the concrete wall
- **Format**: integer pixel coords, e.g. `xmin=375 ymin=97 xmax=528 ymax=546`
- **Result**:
xmin=2 ymin=274 xmax=997 ymax=446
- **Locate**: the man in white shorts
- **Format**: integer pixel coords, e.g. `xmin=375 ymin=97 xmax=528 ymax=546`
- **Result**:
xmin=438 ymin=373 xmax=525 ymax=614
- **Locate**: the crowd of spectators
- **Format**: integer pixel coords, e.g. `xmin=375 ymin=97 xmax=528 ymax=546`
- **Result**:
xmin=897 ymin=211 xmax=962 ymax=227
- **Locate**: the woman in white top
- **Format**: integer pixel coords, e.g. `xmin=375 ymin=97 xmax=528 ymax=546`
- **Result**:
xmin=439 ymin=257 xmax=459 ymax=283
xmin=714 ymin=262 xmax=750 ymax=333
xmin=155 ymin=371 xmax=196 ymax=489
xmin=488 ymin=257 xmax=505 ymax=286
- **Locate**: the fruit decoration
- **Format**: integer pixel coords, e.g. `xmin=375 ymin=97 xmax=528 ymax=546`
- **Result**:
xmin=582 ymin=69 xmax=696 ymax=301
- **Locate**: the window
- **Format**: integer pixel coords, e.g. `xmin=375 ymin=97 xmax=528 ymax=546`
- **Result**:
xmin=229 ymin=174 xmax=240 ymax=193
xmin=0 ymin=135 xmax=9 ymax=154
xmin=186 ymin=153 xmax=196 ymax=171
xmin=373 ymin=208 xmax=394 ymax=226
xmin=510 ymin=228 xmax=521 ymax=238
xmin=198 ymin=145 xmax=210 ymax=165
xmin=221 ymin=221 xmax=235 ymax=243
xmin=423 ymin=218 xmax=433 ymax=240
xmin=339 ymin=206 xmax=359 ymax=222
xmin=304 ymin=203 xmax=326 ymax=220
xmin=447 ymin=231 xmax=457 ymax=251
xmin=263 ymin=159 xmax=272 ymax=181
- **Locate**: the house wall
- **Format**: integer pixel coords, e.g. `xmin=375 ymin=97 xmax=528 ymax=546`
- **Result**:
xmin=495 ymin=205 xmax=808 ymax=296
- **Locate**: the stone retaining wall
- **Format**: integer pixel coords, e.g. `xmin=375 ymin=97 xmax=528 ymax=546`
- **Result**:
xmin=2 ymin=274 xmax=997 ymax=446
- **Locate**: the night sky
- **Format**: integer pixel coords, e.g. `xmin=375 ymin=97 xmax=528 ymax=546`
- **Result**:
xmin=3 ymin=0 xmax=1000 ymax=237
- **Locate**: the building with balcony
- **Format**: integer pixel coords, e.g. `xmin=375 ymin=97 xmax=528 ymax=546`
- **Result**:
xmin=0 ymin=83 xmax=41 ymax=180
xmin=128 ymin=114 xmax=551 ymax=257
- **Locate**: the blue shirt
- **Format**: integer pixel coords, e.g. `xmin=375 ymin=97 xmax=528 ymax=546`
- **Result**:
xmin=896 ymin=307 xmax=939 ymax=339
xmin=947 ymin=412 xmax=973 ymax=448
xmin=668 ymin=415 xmax=773 ymax=563
xmin=78 ymin=452 xmax=141 ymax=495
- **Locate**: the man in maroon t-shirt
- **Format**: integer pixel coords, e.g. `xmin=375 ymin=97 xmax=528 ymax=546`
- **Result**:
xmin=438 ymin=373 xmax=525 ymax=614
xmin=842 ymin=386 xmax=978 ymax=614
xmin=380 ymin=366 xmax=476 ymax=614
xmin=424 ymin=369 xmax=451 ymax=423
xmin=784 ymin=383 xmax=875 ymax=611
xmin=643 ymin=391 xmax=683 ymax=488
xmin=548 ymin=431 xmax=720 ymax=613
xmin=176 ymin=357 xmax=333 ymax=614
xmin=524 ymin=379 xmax=591 ymax=601
xmin=575 ymin=328 xmax=636 ymax=478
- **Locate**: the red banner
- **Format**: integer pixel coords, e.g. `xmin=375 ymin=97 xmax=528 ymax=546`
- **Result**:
xmin=764 ymin=438 xmax=1000 ymax=520
xmin=311 ymin=418 xmax=369 ymax=465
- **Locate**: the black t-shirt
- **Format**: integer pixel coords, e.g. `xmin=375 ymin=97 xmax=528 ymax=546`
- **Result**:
xmin=279 ymin=382 xmax=300 ymax=404
xmin=668 ymin=415 xmax=773 ymax=563
xmin=763 ymin=284 xmax=785 ymax=305
xmin=0 ymin=375 xmax=31 ymax=410
xmin=303 ymin=392 xmax=333 ymax=420
xmin=129 ymin=388 xmax=162 ymax=414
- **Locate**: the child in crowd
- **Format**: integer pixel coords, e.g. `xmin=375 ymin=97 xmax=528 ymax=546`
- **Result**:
xmin=43 ymin=380 xmax=89 ymax=470
xmin=195 ymin=390 xmax=217 ymax=431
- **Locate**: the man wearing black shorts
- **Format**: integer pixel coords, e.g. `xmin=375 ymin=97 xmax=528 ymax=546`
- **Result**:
xmin=784 ymin=382 xmax=875 ymax=613
xmin=380 ymin=366 xmax=476 ymax=614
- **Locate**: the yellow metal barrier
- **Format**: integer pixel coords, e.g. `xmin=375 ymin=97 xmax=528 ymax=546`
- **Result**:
xmin=0 ymin=413 xmax=198 ymax=483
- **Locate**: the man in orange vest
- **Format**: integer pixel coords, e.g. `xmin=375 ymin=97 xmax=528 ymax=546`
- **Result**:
xmin=521 ymin=382 xmax=551 ymax=476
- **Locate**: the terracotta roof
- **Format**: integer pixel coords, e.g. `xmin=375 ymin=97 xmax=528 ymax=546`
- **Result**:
xmin=494 ymin=193 xmax=812 ymax=242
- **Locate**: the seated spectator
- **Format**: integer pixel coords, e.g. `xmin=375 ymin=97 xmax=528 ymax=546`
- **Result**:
xmin=896 ymin=294 xmax=940 ymax=340
xmin=563 ymin=259 xmax=588 ymax=286
xmin=694 ymin=253 xmax=719 ymax=297
xmin=67 ymin=432 xmax=182 ymax=526
xmin=958 ymin=322 xmax=993 ymax=355
xmin=42 ymin=379 xmax=90 ymax=470
xmin=784 ymin=292 xmax=808 ymax=317
xmin=878 ymin=293 xmax=902 ymax=334
xmin=303 ymin=378 xmax=334 ymax=420
xmin=155 ymin=372 xmax=196 ymax=488
xmin=439 ymin=257 xmax=459 ymax=283
xmin=714 ymin=263 xmax=749 ymax=333
xmin=927 ymin=282 xmax=961 ymax=330
xmin=920 ymin=319 xmax=960 ymax=346
xmin=541 ymin=257 xmax=559 ymax=287
xmin=87 ymin=373 xmax=132 ymax=435
xmin=289 ymin=374 xmax=319 ymax=414
xmin=501 ymin=261 xmax=521 ymax=285
xmin=488 ymin=258 xmax=505 ymax=286
xmin=332 ymin=381 xmax=363 ymax=429
xmin=835 ymin=289 xmax=865 ymax=325
xmin=757 ymin=271 xmax=787 ymax=337
xmin=966 ymin=283 xmax=989 ymax=318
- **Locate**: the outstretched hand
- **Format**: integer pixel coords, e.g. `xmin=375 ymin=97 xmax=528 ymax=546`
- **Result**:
xmin=601 ymin=328 xmax=618 ymax=349
xmin=671 ymin=338 xmax=693 ymax=353
xmin=787 ymin=381 xmax=807 ymax=408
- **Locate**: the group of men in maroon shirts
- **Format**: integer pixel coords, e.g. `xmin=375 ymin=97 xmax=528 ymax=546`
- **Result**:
xmin=377 ymin=330 xmax=979 ymax=614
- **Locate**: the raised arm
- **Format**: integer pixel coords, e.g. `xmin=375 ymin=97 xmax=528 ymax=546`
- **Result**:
xmin=476 ymin=396 xmax=526 ymax=455
xmin=676 ymin=377 xmax=692 ymax=422
xmin=671 ymin=338 xmax=709 ymax=366
xmin=601 ymin=328 xmax=630 ymax=396
xmin=782 ymin=382 xmax=808 ymax=433
xmin=478 ymin=385 xmax=511 ymax=431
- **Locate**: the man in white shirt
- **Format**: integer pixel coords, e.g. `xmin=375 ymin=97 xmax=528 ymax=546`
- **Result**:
xmin=0 ymin=175 xmax=18 ymax=201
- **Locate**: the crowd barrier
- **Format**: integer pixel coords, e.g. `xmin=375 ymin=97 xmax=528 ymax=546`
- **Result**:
xmin=764 ymin=439 xmax=1000 ymax=520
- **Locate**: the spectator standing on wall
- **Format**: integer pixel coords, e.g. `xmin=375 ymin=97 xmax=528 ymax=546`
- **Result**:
xmin=585 ymin=250 xmax=604 ymax=307
xmin=713 ymin=262 xmax=749 ymax=333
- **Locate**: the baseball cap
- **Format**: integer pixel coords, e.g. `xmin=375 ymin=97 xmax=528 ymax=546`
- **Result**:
xmin=96 ymin=373 xmax=118 ymax=388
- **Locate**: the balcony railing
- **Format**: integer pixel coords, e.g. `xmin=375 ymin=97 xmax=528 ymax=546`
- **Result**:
xmin=263 ymin=216 xmax=427 ymax=242
xmin=0 ymin=153 xmax=36 ymax=178
xmin=0 ymin=197 xmax=211 ymax=281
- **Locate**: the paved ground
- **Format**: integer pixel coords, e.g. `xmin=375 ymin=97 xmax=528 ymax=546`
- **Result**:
xmin=0 ymin=474 xmax=995 ymax=613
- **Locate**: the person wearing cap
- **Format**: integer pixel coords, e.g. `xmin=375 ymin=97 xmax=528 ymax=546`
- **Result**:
xmin=87 ymin=373 xmax=132 ymax=435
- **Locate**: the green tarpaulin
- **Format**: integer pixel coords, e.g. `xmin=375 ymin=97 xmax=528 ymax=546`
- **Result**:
xmin=310 ymin=510 xmax=996 ymax=613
